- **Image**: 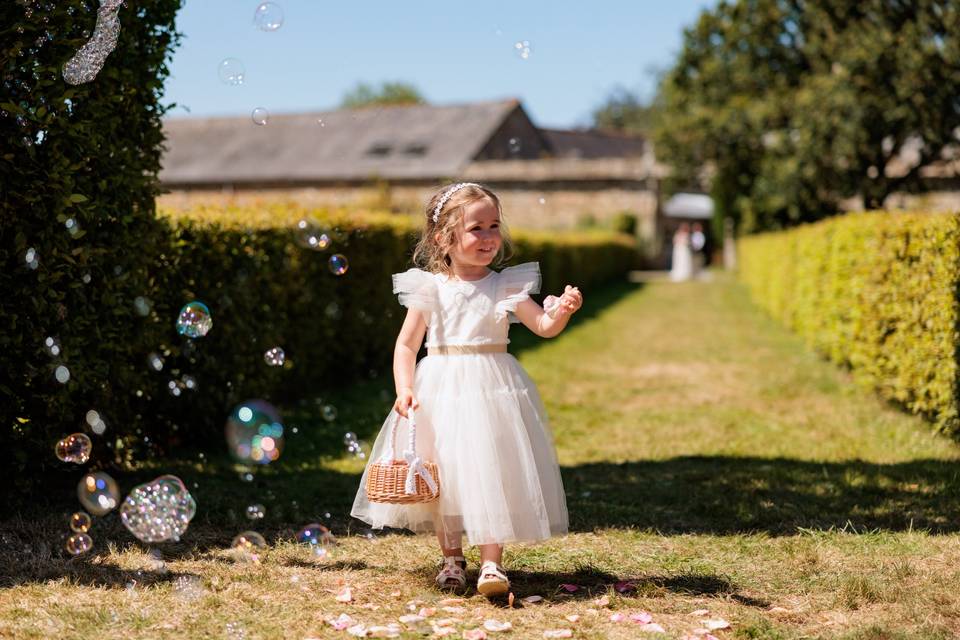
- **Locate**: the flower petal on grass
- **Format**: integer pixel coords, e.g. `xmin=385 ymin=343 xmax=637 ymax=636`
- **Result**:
xmin=521 ymin=595 xmax=544 ymax=605
xmin=690 ymin=609 xmax=709 ymax=616
xmin=638 ymin=623 xmax=666 ymax=633
xmin=508 ymin=593 xmax=515 ymax=607
xmin=483 ymin=620 xmax=513 ymax=632
xmin=347 ymin=623 xmax=368 ymax=637
xmin=703 ymin=619 xmax=730 ymax=631
xmin=614 ymin=581 xmax=636 ymax=593
xmin=419 ymin=608 xmax=438 ymax=617
xmin=592 ymin=595 xmax=610 ymax=607
xmin=399 ymin=615 xmax=426 ymax=624
xmin=442 ymin=606 xmax=466 ymax=614
xmin=564 ymin=615 xmax=580 ymax=623
xmin=463 ymin=630 xmax=487 ymax=640
xmin=336 ymin=586 xmax=354 ymax=603
xmin=559 ymin=584 xmax=579 ymax=593
xmin=630 ymin=612 xmax=653 ymax=624
xmin=369 ymin=624 xmax=401 ymax=638
xmin=543 ymin=631 xmax=573 ymax=639
xmin=610 ymin=613 xmax=627 ymax=622
xmin=327 ymin=614 xmax=356 ymax=631
xmin=439 ymin=598 xmax=466 ymax=606
xmin=432 ymin=625 xmax=458 ymax=637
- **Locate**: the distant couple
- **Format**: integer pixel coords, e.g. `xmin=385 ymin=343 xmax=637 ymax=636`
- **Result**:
xmin=670 ymin=222 xmax=706 ymax=282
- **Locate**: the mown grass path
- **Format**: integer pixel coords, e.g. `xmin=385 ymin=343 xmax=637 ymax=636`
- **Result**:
xmin=4 ymin=275 xmax=960 ymax=639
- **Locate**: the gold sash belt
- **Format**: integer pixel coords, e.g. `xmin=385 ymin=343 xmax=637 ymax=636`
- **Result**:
xmin=427 ymin=344 xmax=508 ymax=356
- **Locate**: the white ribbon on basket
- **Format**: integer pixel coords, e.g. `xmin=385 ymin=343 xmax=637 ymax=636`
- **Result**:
xmin=382 ymin=409 xmax=438 ymax=496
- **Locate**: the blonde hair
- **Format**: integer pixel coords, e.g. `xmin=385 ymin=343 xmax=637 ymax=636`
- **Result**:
xmin=412 ymin=183 xmax=514 ymax=275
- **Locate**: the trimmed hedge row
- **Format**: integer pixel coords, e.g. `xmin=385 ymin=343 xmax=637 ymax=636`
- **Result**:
xmin=738 ymin=211 xmax=960 ymax=436
xmin=5 ymin=201 xmax=636 ymax=489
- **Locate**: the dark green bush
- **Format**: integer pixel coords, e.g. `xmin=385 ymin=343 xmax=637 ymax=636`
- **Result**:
xmin=739 ymin=211 xmax=960 ymax=436
xmin=611 ymin=211 xmax=638 ymax=236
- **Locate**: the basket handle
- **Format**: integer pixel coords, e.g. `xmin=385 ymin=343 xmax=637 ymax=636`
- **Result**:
xmin=380 ymin=408 xmax=437 ymax=496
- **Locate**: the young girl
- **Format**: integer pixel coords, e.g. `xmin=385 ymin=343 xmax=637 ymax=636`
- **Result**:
xmin=351 ymin=182 xmax=583 ymax=597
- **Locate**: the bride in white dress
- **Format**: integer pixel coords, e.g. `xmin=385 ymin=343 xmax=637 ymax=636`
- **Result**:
xmin=670 ymin=222 xmax=693 ymax=282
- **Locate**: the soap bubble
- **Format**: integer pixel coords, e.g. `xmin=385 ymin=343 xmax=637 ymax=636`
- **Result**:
xmin=65 ymin=533 xmax=93 ymax=556
xmin=231 ymin=531 xmax=267 ymax=561
xmin=54 ymin=365 xmax=70 ymax=384
xmin=538 ymin=197 xmax=546 ymax=205
xmin=173 ymin=575 xmax=204 ymax=601
xmin=133 ymin=296 xmax=152 ymax=316
xmin=245 ymin=504 xmax=265 ymax=520
xmin=321 ymin=405 xmax=337 ymax=422
xmin=86 ymin=410 xmax=107 ymax=435
xmin=65 ymin=218 xmax=80 ymax=237
xmin=328 ymin=254 xmax=349 ymax=276
xmin=295 ymin=522 xmax=336 ymax=557
xmin=251 ymin=107 xmax=269 ymax=125
xmin=508 ymin=137 xmax=522 ymax=154
xmin=264 ymin=347 xmax=285 ymax=367
xmin=77 ymin=472 xmax=120 ymax=516
xmin=253 ymin=2 xmax=284 ymax=31
xmin=176 ymin=301 xmax=212 ymax=338
xmin=225 ymin=400 xmax=285 ymax=465
xmin=218 ymin=58 xmax=245 ymax=85
xmin=44 ymin=336 xmax=61 ymax=357
xmin=182 ymin=375 xmax=198 ymax=390
xmin=24 ymin=247 xmax=39 ymax=270
xmin=56 ymin=433 xmax=92 ymax=464
xmin=120 ymin=474 xmax=197 ymax=543
xmin=514 ymin=40 xmax=532 ymax=59
xmin=343 ymin=432 xmax=357 ymax=445
xmin=294 ymin=219 xmax=331 ymax=250
xmin=70 ymin=511 xmax=92 ymax=533
xmin=147 ymin=352 xmax=164 ymax=372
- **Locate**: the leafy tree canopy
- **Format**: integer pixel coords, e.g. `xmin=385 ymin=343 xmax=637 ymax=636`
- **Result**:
xmin=592 ymin=86 xmax=654 ymax=134
xmin=340 ymin=81 xmax=426 ymax=108
xmin=653 ymin=0 xmax=960 ymax=233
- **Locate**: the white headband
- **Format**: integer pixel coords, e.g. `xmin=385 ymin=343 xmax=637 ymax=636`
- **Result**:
xmin=432 ymin=183 xmax=480 ymax=223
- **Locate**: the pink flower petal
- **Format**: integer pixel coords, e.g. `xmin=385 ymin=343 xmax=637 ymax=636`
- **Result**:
xmin=564 ymin=615 xmax=580 ymax=623
xmin=690 ymin=609 xmax=709 ymax=616
xmin=419 ymin=608 xmax=437 ymax=617
xmin=609 ymin=613 xmax=627 ymax=622
xmin=328 ymin=613 xmax=355 ymax=630
xmin=614 ymin=581 xmax=636 ymax=593
xmin=347 ymin=623 xmax=368 ymax=637
xmin=369 ymin=625 xmax=402 ymax=638
xmin=432 ymin=625 xmax=458 ymax=637
xmin=463 ymin=630 xmax=487 ymax=640
xmin=521 ymin=595 xmax=544 ymax=605
xmin=703 ymin=619 xmax=730 ymax=631
xmin=630 ymin=612 xmax=653 ymax=624
xmin=592 ymin=595 xmax=611 ymax=607
xmin=639 ymin=623 xmax=666 ymax=633
xmin=442 ymin=606 xmax=466 ymax=614
xmin=483 ymin=620 xmax=513 ymax=632
xmin=559 ymin=583 xmax=579 ymax=593
xmin=542 ymin=631 xmax=573 ymax=639
xmin=439 ymin=598 xmax=466 ymax=606
xmin=336 ymin=586 xmax=354 ymax=603
xmin=399 ymin=615 xmax=426 ymax=624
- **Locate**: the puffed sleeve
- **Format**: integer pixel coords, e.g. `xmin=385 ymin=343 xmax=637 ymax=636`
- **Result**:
xmin=391 ymin=268 xmax=438 ymax=315
xmin=494 ymin=262 xmax=541 ymax=323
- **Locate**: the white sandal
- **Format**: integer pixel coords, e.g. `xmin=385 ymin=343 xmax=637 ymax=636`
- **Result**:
xmin=476 ymin=560 xmax=510 ymax=597
xmin=435 ymin=556 xmax=467 ymax=590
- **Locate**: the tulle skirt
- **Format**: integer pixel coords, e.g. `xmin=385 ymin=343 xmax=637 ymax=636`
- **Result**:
xmin=350 ymin=352 xmax=568 ymax=547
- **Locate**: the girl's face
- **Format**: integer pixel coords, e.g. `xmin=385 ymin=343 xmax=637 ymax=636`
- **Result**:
xmin=449 ymin=197 xmax=502 ymax=268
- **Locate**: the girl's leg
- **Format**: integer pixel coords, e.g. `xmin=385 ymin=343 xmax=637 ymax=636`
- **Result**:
xmin=438 ymin=530 xmax=464 ymax=559
xmin=435 ymin=529 xmax=467 ymax=590
xmin=478 ymin=543 xmax=503 ymax=566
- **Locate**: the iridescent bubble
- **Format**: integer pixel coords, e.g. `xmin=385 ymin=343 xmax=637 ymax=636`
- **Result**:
xmin=251 ymin=107 xmax=269 ymax=126
xmin=245 ymin=504 xmax=265 ymax=520
xmin=182 ymin=375 xmax=198 ymax=390
xmin=231 ymin=531 xmax=267 ymax=560
xmin=147 ymin=352 xmax=164 ymax=372
xmin=54 ymin=365 xmax=70 ymax=384
xmin=77 ymin=472 xmax=120 ymax=516
xmin=70 ymin=511 xmax=92 ymax=533
xmin=225 ymin=400 xmax=285 ymax=465
xmin=56 ymin=433 xmax=92 ymax=464
xmin=44 ymin=336 xmax=61 ymax=357
xmin=85 ymin=410 xmax=107 ymax=435
xmin=328 ymin=254 xmax=348 ymax=276
xmin=168 ymin=379 xmax=183 ymax=397
xmin=133 ymin=296 xmax=152 ymax=317
xmin=65 ymin=532 xmax=93 ymax=556
xmin=218 ymin=58 xmax=245 ymax=86
xmin=343 ymin=432 xmax=357 ymax=445
xmin=295 ymin=522 xmax=336 ymax=557
xmin=120 ymin=474 xmax=197 ymax=543
xmin=321 ymin=405 xmax=337 ymax=422
xmin=24 ymin=247 xmax=39 ymax=270
xmin=294 ymin=219 xmax=331 ymax=251
xmin=176 ymin=301 xmax=212 ymax=338
xmin=264 ymin=347 xmax=285 ymax=367
xmin=65 ymin=218 xmax=80 ymax=237
xmin=253 ymin=2 xmax=284 ymax=31
xmin=508 ymin=137 xmax=522 ymax=154
xmin=514 ymin=40 xmax=532 ymax=59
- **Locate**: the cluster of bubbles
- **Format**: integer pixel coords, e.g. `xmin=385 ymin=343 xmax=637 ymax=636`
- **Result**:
xmin=514 ymin=40 xmax=532 ymax=59
xmin=86 ymin=410 xmax=107 ymax=436
xmin=176 ymin=301 xmax=213 ymax=338
xmin=120 ymin=475 xmax=197 ymax=543
xmin=343 ymin=432 xmax=367 ymax=459
xmin=66 ymin=510 xmax=94 ymax=556
xmin=245 ymin=504 xmax=265 ymax=520
xmin=62 ymin=0 xmax=124 ymax=85
xmin=508 ymin=137 xmax=522 ymax=154
xmin=133 ymin=296 xmax=152 ymax=317
xmin=251 ymin=107 xmax=269 ymax=126
xmin=77 ymin=472 xmax=119 ymax=516
xmin=56 ymin=433 xmax=92 ymax=464
xmin=295 ymin=219 xmax=331 ymax=251
xmin=263 ymin=347 xmax=285 ymax=367
xmin=225 ymin=400 xmax=285 ymax=464
xmin=24 ymin=247 xmax=39 ymax=270
xmin=44 ymin=336 xmax=61 ymax=357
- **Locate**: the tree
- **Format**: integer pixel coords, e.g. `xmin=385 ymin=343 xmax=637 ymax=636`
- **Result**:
xmin=653 ymin=0 xmax=960 ymax=233
xmin=592 ymin=86 xmax=654 ymax=134
xmin=340 ymin=81 xmax=426 ymax=108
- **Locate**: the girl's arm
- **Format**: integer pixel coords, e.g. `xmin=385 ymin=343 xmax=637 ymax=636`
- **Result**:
xmin=514 ymin=285 xmax=583 ymax=338
xmin=393 ymin=308 xmax=427 ymax=417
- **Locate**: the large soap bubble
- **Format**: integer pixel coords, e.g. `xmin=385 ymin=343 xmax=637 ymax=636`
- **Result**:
xmin=296 ymin=522 xmax=336 ymax=558
xmin=225 ymin=400 xmax=284 ymax=465
xmin=231 ymin=531 xmax=267 ymax=562
xmin=253 ymin=2 xmax=284 ymax=31
xmin=70 ymin=511 xmax=92 ymax=533
xmin=120 ymin=475 xmax=197 ymax=543
xmin=65 ymin=533 xmax=93 ymax=556
xmin=176 ymin=301 xmax=213 ymax=338
xmin=56 ymin=433 xmax=92 ymax=464
xmin=77 ymin=472 xmax=120 ymax=516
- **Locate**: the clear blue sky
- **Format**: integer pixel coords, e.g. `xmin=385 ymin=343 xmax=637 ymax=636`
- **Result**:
xmin=164 ymin=1 xmax=716 ymax=129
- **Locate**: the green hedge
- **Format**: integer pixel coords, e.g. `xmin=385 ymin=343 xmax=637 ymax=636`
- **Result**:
xmin=4 ymin=196 xmax=637 ymax=490
xmin=739 ymin=211 xmax=960 ymax=436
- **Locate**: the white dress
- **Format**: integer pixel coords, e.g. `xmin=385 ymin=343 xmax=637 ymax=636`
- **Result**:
xmin=670 ymin=232 xmax=693 ymax=282
xmin=350 ymin=262 xmax=569 ymax=547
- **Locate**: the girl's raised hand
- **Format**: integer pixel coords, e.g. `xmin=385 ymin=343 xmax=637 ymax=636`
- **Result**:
xmin=557 ymin=285 xmax=583 ymax=316
xmin=393 ymin=387 xmax=419 ymax=418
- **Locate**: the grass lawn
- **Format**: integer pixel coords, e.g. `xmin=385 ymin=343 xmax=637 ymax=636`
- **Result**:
xmin=3 ymin=273 xmax=960 ymax=639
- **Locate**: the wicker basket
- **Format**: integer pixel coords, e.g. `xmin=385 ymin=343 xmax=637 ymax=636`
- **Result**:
xmin=365 ymin=409 xmax=440 ymax=504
